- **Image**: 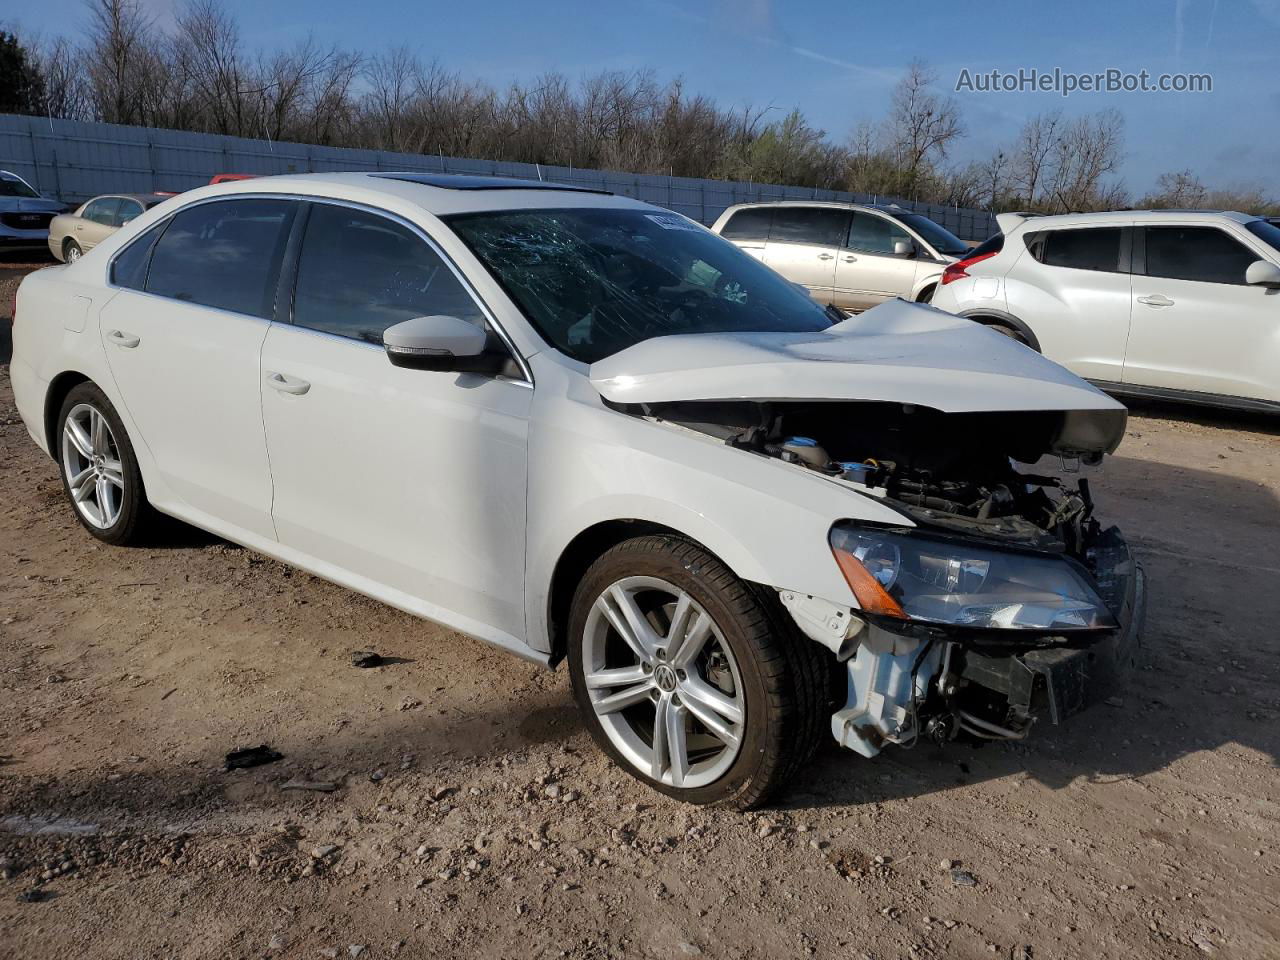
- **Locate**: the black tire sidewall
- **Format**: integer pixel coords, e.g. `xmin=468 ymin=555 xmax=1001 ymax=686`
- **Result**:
xmin=567 ymin=538 xmax=779 ymax=807
xmin=57 ymin=383 xmax=147 ymax=544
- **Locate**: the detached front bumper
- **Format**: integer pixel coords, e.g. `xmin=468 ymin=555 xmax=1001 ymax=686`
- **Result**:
xmin=829 ymin=526 xmax=1146 ymax=757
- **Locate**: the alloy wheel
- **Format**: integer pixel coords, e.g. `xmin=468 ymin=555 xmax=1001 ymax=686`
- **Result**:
xmin=582 ymin=576 xmax=745 ymax=788
xmin=61 ymin=402 xmax=125 ymax=529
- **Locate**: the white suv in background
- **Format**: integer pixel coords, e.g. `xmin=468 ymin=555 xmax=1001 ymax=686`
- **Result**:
xmin=931 ymin=210 xmax=1280 ymax=412
xmin=711 ymin=201 xmax=970 ymax=312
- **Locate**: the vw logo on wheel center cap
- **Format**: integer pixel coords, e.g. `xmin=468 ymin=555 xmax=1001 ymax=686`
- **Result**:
xmin=653 ymin=664 xmax=677 ymax=692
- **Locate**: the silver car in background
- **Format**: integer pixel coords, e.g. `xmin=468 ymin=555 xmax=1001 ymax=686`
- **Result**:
xmin=711 ymin=201 xmax=971 ymax=312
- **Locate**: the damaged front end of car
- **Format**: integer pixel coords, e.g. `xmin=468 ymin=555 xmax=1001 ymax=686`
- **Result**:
xmin=589 ymin=301 xmax=1147 ymax=756
xmin=627 ymin=397 xmax=1145 ymax=756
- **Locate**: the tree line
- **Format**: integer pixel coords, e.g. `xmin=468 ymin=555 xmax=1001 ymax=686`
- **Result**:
xmin=1 ymin=1 xmax=1274 ymax=215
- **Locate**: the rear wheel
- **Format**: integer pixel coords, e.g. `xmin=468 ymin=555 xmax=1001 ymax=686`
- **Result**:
xmin=567 ymin=535 xmax=829 ymax=809
xmin=983 ymin=321 xmax=1033 ymax=349
xmin=64 ymin=239 xmax=83 ymax=263
xmin=57 ymin=382 xmax=155 ymax=545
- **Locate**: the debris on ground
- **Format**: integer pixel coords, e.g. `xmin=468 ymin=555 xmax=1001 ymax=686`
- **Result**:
xmin=224 ymin=745 xmax=283 ymax=770
xmin=351 ymin=650 xmax=385 ymax=668
xmin=281 ymin=779 xmax=338 ymax=793
xmin=951 ymin=868 xmax=979 ymax=887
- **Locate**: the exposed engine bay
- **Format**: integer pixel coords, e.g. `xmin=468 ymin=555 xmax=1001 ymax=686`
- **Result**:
xmin=617 ymin=397 xmax=1145 ymax=757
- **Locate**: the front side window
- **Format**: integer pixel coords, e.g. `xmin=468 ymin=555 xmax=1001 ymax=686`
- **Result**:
xmin=720 ymin=208 xmax=773 ymax=242
xmin=1145 ymin=226 xmax=1258 ymax=285
xmin=146 ymin=198 xmax=295 ymax=318
xmin=769 ymin=207 xmax=850 ymax=247
xmin=291 ymin=203 xmax=486 ymax=344
xmin=847 ymin=212 xmax=914 ymax=256
xmin=1040 ymin=228 xmax=1123 ymax=272
xmin=447 ymin=207 xmax=835 ymax=364
xmin=894 ymin=213 xmax=969 ymax=256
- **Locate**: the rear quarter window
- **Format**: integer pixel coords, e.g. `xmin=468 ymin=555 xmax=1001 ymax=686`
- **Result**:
xmin=1039 ymin=228 xmax=1123 ymax=272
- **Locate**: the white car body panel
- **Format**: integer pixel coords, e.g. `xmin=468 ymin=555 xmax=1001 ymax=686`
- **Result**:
xmin=932 ymin=209 xmax=1280 ymax=408
xmin=11 ymin=172 xmax=1129 ymax=671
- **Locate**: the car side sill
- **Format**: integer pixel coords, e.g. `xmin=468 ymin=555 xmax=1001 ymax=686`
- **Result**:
xmin=149 ymin=500 xmax=552 ymax=668
xmin=1089 ymin=380 xmax=1280 ymax=415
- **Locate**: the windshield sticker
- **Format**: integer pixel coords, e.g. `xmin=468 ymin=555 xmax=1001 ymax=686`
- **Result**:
xmin=645 ymin=213 xmax=699 ymax=232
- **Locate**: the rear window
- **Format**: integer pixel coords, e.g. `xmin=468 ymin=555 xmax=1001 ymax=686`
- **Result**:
xmin=1039 ymin=228 xmax=1123 ymax=272
xmin=769 ymin=207 xmax=850 ymax=247
xmin=966 ymin=233 xmax=1003 ymax=260
xmin=719 ymin=207 xmax=773 ymax=242
xmin=145 ymin=199 xmax=295 ymax=318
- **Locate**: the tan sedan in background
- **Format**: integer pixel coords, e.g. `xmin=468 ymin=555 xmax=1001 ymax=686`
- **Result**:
xmin=48 ymin=193 xmax=171 ymax=262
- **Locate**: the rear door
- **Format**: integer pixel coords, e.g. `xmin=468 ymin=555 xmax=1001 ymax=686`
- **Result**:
xmin=77 ymin=198 xmax=122 ymax=250
xmin=1005 ymin=224 xmax=1133 ymax=381
xmin=834 ymin=211 xmax=922 ymax=311
xmin=762 ymin=207 xmax=847 ymax=305
xmin=99 ymin=197 xmax=296 ymax=539
xmin=1123 ymin=224 xmax=1277 ymax=401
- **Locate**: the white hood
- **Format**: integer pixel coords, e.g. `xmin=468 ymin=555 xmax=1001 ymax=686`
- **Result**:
xmin=591 ymin=300 xmax=1121 ymax=412
xmin=589 ymin=300 xmax=1128 ymax=455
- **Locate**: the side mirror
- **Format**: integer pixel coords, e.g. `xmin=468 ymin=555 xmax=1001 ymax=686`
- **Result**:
xmin=892 ymin=239 xmax=915 ymax=258
xmin=1245 ymin=260 xmax=1280 ymax=288
xmin=383 ymin=315 xmax=503 ymax=373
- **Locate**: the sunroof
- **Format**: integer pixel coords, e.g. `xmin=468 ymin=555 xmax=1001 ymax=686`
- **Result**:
xmin=371 ymin=173 xmax=610 ymax=194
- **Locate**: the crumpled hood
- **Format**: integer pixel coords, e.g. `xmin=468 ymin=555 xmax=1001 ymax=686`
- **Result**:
xmin=589 ymin=299 xmax=1128 ymax=455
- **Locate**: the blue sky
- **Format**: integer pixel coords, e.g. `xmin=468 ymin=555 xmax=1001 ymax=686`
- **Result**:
xmin=10 ymin=0 xmax=1280 ymax=195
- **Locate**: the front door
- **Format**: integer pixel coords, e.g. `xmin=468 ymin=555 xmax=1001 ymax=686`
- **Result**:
xmin=1124 ymin=224 xmax=1278 ymax=402
xmin=259 ymin=202 xmax=532 ymax=642
xmin=762 ymin=207 xmax=848 ymax=305
xmin=99 ymin=197 xmax=296 ymax=540
xmin=833 ymin=211 xmax=921 ymax=312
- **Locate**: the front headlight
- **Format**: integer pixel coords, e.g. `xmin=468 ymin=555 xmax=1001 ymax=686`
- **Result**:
xmin=829 ymin=524 xmax=1116 ymax=631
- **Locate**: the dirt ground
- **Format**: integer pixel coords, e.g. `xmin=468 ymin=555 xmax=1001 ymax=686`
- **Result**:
xmin=1 ymin=259 xmax=1278 ymax=960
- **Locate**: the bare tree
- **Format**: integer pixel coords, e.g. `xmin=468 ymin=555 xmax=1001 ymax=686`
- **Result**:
xmin=886 ymin=60 xmax=964 ymax=200
xmin=1009 ymin=110 xmax=1062 ymax=207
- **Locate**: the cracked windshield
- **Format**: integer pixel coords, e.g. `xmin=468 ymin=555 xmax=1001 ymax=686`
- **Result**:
xmin=448 ymin=208 xmax=834 ymax=363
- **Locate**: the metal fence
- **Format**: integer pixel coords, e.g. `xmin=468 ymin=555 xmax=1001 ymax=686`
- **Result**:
xmin=0 ymin=114 xmax=997 ymax=241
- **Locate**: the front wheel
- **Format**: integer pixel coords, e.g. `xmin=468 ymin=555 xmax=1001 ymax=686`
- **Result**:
xmin=568 ymin=536 xmax=829 ymax=808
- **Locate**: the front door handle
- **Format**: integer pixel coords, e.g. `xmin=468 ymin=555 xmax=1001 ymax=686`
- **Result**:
xmin=265 ymin=372 xmax=311 ymax=396
xmin=1137 ymin=294 xmax=1174 ymax=307
xmin=106 ymin=329 xmax=140 ymax=348
xmin=817 ymin=253 xmax=834 ymax=261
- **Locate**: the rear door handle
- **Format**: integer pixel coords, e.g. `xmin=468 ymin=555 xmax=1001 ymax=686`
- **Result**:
xmin=106 ymin=329 xmax=140 ymax=348
xmin=817 ymin=253 xmax=834 ymax=261
xmin=265 ymin=371 xmax=311 ymax=396
xmin=1137 ymin=294 xmax=1174 ymax=307
xmin=842 ymin=255 xmax=857 ymax=263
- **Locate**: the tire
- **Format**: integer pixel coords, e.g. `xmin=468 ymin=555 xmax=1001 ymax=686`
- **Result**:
xmin=985 ymin=321 xmax=1033 ymax=348
xmin=916 ymin=284 xmax=937 ymax=303
xmin=56 ymin=382 xmax=156 ymax=545
xmin=64 ymin=239 xmax=83 ymax=263
xmin=567 ymin=535 xmax=829 ymax=809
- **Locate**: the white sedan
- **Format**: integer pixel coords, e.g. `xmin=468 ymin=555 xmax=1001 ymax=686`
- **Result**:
xmin=11 ymin=173 xmax=1144 ymax=807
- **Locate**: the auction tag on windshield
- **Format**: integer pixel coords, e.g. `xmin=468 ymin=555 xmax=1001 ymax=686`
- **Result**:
xmin=645 ymin=213 xmax=699 ymax=231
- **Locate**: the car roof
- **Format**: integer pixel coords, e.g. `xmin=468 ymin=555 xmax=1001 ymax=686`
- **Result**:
xmin=1008 ymin=209 xmax=1259 ymax=230
xmin=171 ymin=171 xmax=648 ymax=217
xmin=86 ymin=193 xmax=172 ymax=203
xmin=722 ymin=199 xmax=911 ymax=217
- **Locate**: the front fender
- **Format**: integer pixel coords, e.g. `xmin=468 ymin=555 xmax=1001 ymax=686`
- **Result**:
xmin=523 ymin=365 xmax=912 ymax=653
